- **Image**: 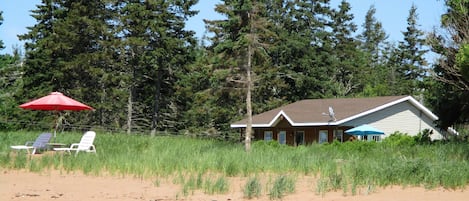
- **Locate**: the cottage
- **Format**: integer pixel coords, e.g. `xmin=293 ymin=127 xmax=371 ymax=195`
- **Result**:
xmin=231 ymin=96 xmax=444 ymax=145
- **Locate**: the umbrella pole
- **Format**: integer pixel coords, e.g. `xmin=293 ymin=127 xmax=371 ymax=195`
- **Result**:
xmin=54 ymin=111 xmax=59 ymax=142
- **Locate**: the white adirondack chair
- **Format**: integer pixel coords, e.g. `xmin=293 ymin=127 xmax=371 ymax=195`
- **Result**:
xmin=54 ymin=131 xmax=96 ymax=155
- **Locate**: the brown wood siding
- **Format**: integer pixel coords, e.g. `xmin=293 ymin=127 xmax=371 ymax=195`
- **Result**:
xmin=252 ymin=125 xmax=356 ymax=145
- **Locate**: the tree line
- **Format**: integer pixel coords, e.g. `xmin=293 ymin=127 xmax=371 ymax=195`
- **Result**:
xmin=0 ymin=0 xmax=468 ymax=139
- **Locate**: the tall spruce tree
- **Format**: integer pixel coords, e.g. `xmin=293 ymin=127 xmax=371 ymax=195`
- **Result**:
xmin=395 ymin=4 xmax=428 ymax=95
xmin=17 ymin=0 xmax=64 ymax=130
xmin=358 ymin=5 xmax=390 ymax=96
xmin=0 ymin=11 xmax=4 ymax=50
xmin=359 ymin=5 xmax=388 ymax=64
xmin=205 ymin=0 xmax=274 ymax=151
xmin=0 ymin=47 xmax=23 ymax=130
xmin=115 ymin=0 xmax=198 ymax=135
xmin=17 ymin=0 xmax=197 ymax=133
xmin=19 ymin=0 xmax=113 ymax=129
xmin=266 ymin=0 xmax=337 ymax=100
xmin=0 ymin=12 xmax=24 ymax=129
xmin=329 ymin=0 xmax=364 ymax=96
xmin=18 ymin=0 xmax=58 ymax=100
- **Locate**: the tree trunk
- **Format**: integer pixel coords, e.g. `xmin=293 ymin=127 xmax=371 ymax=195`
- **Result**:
xmin=151 ymin=68 xmax=162 ymax=136
xmin=126 ymin=87 xmax=133 ymax=134
xmin=245 ymin=44 xmax=253 ymax=152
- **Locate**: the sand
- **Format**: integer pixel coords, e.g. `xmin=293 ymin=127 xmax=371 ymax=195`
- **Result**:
xmin=1 ymin=169 xmax=469 ymax=201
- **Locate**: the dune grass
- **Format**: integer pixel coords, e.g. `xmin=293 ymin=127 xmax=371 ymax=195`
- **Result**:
xmin=2 ymin=130 xmax=469 ymax=197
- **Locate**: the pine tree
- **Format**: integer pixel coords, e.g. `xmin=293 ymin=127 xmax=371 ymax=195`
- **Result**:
xmin=359 ymin=5 xmax=388 ymax=64
xmin=115 ymin=0 xmax=198 ymax=135
xmin=395 ymin=4 xmax=428 ymax=95
xmin=19 ymin=0 xmax=114 ymax=128
xmin=0 ymin=11 xmax=24 ymax=129
xmin=329 ymin=0 xmax=365 ymax=96
xmin=0 ymin=47 xmax=23 ymax=130
xmin=205 ymin=0 xmax=275 ymax=151
xmin=266 ymin=0 xmax=337 ymax=100
xmin=358 ymin=5 xmax=390 ymax=96
xmin=18 ymin=0 xmax=58 ymax=100
xmin=0 ymin=11 xmax=4 ymax=50
xmin=425 ymin=0 xmax=469 ymax=129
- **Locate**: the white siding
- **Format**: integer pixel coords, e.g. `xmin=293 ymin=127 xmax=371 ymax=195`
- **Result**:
xmin=344 ymin=101 xmax=443 ymax=140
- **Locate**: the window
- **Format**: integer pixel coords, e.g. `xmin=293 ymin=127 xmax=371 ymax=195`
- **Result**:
xmin=333 ymin=130 xmax=343 ymax=142
xmin=278 ymin=131 xmax=286 ymax=144
xmin=264 ymin=131 xmax=273 ymax=141
xmin=319 ymin=130 xmax=328 ymax=144
xmin=371 ymin=135 xmax=381 ymax=142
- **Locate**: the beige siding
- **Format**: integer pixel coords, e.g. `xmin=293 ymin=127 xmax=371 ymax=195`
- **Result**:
xmin=345 ymin=101 xmax=443 ymax=140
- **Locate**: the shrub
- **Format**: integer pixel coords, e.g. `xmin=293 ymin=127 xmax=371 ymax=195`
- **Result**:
xmin=414 ymin=129 xmax=432 ymax=144
xmin=383 ymin=132 xmax=416 ymax=146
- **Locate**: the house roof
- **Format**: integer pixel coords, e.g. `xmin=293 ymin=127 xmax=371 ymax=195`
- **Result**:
xmin=230 ymin=95 xmax=438 ymax=128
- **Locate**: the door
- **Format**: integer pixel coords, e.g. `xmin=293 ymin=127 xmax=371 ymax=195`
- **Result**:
xmin=295 ymin=131 xmax=305 ymax=146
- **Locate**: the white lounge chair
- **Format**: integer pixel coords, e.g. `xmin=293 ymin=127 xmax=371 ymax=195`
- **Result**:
xmin=11 ymin=133 xmax=52 ymax=155
xmin=54 ymin=131 xmax=97 ymax=155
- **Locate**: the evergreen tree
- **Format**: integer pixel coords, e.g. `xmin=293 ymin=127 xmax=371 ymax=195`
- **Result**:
xmin=115 ymin=0 xmax=198 ymax=135
xmin=266 ymin=0 xmax=337 ymax=100
xmin=0 ymin=48 xmax=23 ymax=130
xmin=175 ymin=45 xmax=214 ymax=131
xmin=426 ymin=0 xmax=469 ymax=129
xmin=1 ymin=11 xmax=24 ymax=129
xmin=16 ymin=0 xmax=197 ymax=133
xmin=19 ymin=0 xmax=113 ymax=129
xmin=329 ymin=0 xmax=365 ymax=96
xmin=205 ymin=0 xmax=275 ymax=151
xmin=0 ymin=11 xmax=4 ymax=50
xmin=395 ymin=4 xmax=428 ymax=95
xmin=358 ymin=5 xmax=390 ymax=96
xmin=18 ymin=0 xmax=57 ymax=99
xmin=359 ymin=5 xmax=388 ymax=63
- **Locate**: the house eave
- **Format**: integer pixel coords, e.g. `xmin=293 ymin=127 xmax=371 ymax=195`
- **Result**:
xmin=336 ymin=96 xmax=438 ymax=125
xmin=230 ymin=122 xmax=340 ymax=128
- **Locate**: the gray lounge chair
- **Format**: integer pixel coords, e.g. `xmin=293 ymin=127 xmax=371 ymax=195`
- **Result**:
xmin=11 ymin=133 xmax=52 ymax=154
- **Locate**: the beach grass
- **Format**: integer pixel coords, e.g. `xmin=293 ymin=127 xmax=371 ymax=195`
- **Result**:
xmin=2 ymin=130 xmax=469 ymax=196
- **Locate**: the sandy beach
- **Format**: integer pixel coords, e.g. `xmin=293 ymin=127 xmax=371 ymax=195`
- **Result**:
xmin=1 ymin=169 xmax=468 ymax=201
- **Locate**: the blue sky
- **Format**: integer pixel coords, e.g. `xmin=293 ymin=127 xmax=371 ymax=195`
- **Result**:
xmin=1 ymin=0 xmax=445 ymax=56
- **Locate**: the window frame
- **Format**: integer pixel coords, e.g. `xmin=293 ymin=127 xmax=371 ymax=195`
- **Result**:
xmin=278 ymin=131 xmax=287 ymax=144
xmin=319 ymin=130 xmax=328 ymax=144
xmin=264 ymin=131 xmax=273 ymax=141
xmin=333 ymin=129 xmax=343 ymax=142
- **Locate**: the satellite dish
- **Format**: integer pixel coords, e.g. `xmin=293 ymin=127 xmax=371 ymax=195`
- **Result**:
xmin=328 ymin=106 xmax=336 ymax=122
xmin=322 ymin=106 xmax=337 ymax=122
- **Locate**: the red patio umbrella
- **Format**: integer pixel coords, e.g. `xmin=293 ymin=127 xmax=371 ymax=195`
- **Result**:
xmin=20 ymin=92 xmax=93 ymax=111
xmin=20 ymin=92 xmax=94 ymax=139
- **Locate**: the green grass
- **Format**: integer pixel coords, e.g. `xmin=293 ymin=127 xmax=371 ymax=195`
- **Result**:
xmin=269 ymin=175 xmax=296 ymax=199
xmin=244 ymin=176 xmax=262 ymax=199
xmin=2 ymin=131 xmax=469 ymax=196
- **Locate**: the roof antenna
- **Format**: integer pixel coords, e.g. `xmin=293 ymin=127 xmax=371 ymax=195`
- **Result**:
xmin=322 ymin=106 xmax=337 ymax=122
